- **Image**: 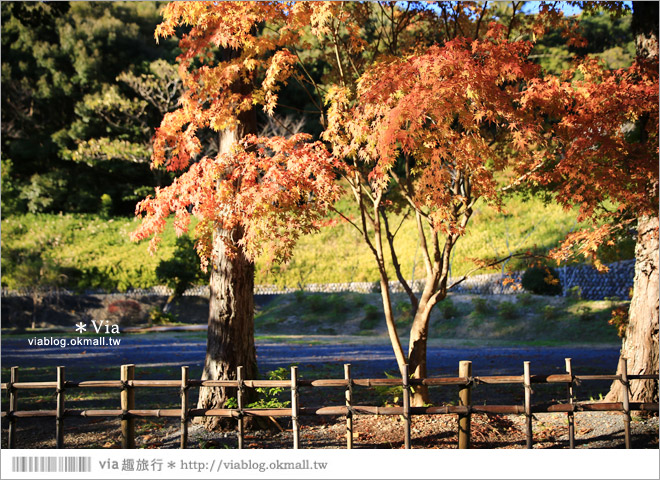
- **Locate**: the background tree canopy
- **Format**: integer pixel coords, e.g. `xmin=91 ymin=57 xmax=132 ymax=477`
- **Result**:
xmin=1 ymin=2 xmax=635 ymax=218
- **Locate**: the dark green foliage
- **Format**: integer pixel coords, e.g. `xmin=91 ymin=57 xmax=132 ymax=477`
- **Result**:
xmin=541 ymin=305 xmax=559 ymax=320
xmin=521 ymin=266 xmax=562 ymax=296
xmin=1 ymin=2 xmax=178 ymax=216
xmin=148 ymin=306 xmax=178 ymax=326
xmin=516 ymin=293 xmax=536 ymax=307
xmin=395 ymin=300 xmax=413 ymax=326
xmin=497 ymin=301 xmax=519 ymax=320
xmin=471 ymin=297 xmax=493 ymax=315
xmin=360 ymin=304 xmax=380 ymax=330
xmin=439 ymin=298 xmax=459 ymax=319
xmin=155 ymin=236 xmax=209 ymax=298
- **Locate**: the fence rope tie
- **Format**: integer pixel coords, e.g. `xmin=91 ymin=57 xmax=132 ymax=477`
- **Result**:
xmin=347 ymin=380 xmax=354 ymax=419
xmin=56 ymin=387 xmax=65 ymax=395
xmin=466 ymin=376 xmax=476 ymax=388
xmin=236 ymin=378 xmax=245 ymax=419
xmin=120 ymin=409 xmax=130 ymax=420
xmin=571 ymin=375 xmax=582 ymax=387
xmin=120 ymin=380 xmax=130 ymax=390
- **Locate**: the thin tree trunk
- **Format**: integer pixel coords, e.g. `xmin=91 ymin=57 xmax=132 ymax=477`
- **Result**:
xmin=606 ymin=215 xmax=659 ymax=404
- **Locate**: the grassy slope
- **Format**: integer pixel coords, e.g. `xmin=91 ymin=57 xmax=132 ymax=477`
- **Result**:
xmin=254 ymin=291 xmax=623 ymax=346
xmin=1 ymin=193 xmax=592 ymax=291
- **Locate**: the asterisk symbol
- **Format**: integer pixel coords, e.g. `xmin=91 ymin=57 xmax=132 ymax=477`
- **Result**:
xmin=167 ymin=461 xmax=176 ymax=469
xmin=75 ymin=322 xmax=87 ymax=333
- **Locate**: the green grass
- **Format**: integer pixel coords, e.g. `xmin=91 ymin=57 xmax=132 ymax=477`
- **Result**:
xmin=2 ymin=192 xmax=619 ymax=292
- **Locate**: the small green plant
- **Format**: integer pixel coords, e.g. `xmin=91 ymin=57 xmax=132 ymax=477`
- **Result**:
xmin=471 ymin=297 xmax=493 ymax=316
xmin=516 ymin=292 xmax=535 ymax=307
xmin=541 ymin=305 xmax=559 ymax=320
xmin=293 ymin=290 xmax=305 ymax=303
xmin=374 ymin=371 xmax=404 ymax=406
xmin=577 ymin=305 xmax=594 ymax=321
xmin=521 ymin=266 xmax=562 ymax=296
xmin=566 ymin=285 xmax=582 ymax=301
xmin=359 ymin=304 xmax=380 ymax=330
xmin=100 ymin=193 xmax=113 ymax=218
xmin=497 ymin=301 xmax=519 ymax=320
xmin=148 ymin=306 xmax=177 ymax=326
xmin=248 ymin=367 xmax=291 ymax=409
xmin=395 ymin=301 xmax=413 ymax=327
xmin=439 ymin=298 xmax=459 ymax=319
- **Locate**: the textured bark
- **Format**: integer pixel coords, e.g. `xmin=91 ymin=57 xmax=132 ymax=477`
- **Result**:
xmin=606 ymin=2 xmax=659 ymax=405
xmin=195 ymin=46 xmax=258 ymax=429
xmin=606 ymin=216 xmax=659 ymax=404
xmin=196 ymin=226 xmax=258 ymax=429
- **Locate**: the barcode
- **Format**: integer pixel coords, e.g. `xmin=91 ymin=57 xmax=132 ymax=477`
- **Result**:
xmin=11 ymin=456 xmax=91 ymax=473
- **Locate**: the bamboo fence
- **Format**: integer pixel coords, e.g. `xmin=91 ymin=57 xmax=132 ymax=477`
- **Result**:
xmin=1 ymin=358 xmax=657 ymax=449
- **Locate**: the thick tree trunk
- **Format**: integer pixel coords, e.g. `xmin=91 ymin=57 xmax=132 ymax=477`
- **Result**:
xmin=606 ymin=2 xmax=659 ymax=405
xmin=195 ymin=47 xmax=258 ymax=428
xmin=197 ymin=227 xmax=258 ymax=429
xmin=606 ymin=216 xmax=659 ymax=404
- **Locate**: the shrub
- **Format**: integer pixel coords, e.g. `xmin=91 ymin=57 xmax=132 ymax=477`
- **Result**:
xmin=471 ymin=297 xmax=493 ymax=315
xmin=148 ymin=306 xmax=177 ymax=326
xmin=439 ymin=298 xmax=459 ymax=319
xmin=576 ymin=305 xmax=594 ymax=321
xmin=99 ymin=194 xmax=113 ymax=218
xmin=107 ymin=299 xmax=142 ymax=324
xmin=516 ymin=293 xmax=535 ymax=307
xmin=521 ymin=266 xmax=562 ymax=296
xmin=541 ymin=305 xmax=558 ymax=320
xmin=360 ymin=304 xmax=380 ymax=330
xmin=498 ymin=301 xmax=519 ymax=319
xmin=566 ymin=285 xmax=582 ymax=301
xmin=156 ymin=236 xmax=209 ymax=298
xmin=395 ymin=301 xmax=413 ymax=326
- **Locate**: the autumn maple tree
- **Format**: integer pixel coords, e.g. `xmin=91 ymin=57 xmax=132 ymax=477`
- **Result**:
xmin=131 ymin=1 xmax=349 ymax=427
xmin=133 ymin=1 xmax=657 ymax=418
xmin=524 ymin=1 xmax=658 ymax=403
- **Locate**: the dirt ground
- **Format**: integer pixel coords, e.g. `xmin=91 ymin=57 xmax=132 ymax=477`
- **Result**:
xmin=2 ymin=409 xmax=657 ymax=450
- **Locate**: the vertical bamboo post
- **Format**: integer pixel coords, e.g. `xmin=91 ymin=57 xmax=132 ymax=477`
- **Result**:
xmin=344 ymin=364 xmax=353 ymax=449
xmin=620 ymin=358 xmax=631 ymax=449
xmin=180 ymin=366 xmax=189 ymax=449
xmin=291 ymin=366 xmax=300 ymax=449
xmin=237 ymin=366 xmax=244 ymax=450
xmin=8 ymin=366 xmax=18 ymax=449
xmin=120 ymin=364 xmax=135 ymax=449
xmin=458 ymin=360 xmax=472 ymax=449
xmin=402 ymin=364 xmax=411 ymax=449
xmin=56 ymin=366 xmax=65 ymax=448
xmin=524 ymin=361 xmax=533 ymax=449
xmin=565 ymin=358 xmax=575 ymax=449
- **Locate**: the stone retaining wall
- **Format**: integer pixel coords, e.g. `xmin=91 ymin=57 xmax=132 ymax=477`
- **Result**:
xmin=1 ymin=260 xmax=635 ymax=301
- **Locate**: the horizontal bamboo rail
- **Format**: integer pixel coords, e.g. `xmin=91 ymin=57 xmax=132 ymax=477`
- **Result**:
xmin=2 ymin=402 xmax=657 ymax=420
xmin=3 ymin=374 xmax=655 ymax=390
xmin=1 ymin=361 xmax=657 ymax=449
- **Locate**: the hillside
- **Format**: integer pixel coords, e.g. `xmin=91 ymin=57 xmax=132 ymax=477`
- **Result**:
xmin=0 ymin=193 xmax=630 ymax=292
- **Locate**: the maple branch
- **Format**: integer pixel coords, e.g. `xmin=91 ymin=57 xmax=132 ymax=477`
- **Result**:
xmin=416 ymin=209 xmax=434 ymax=279
xmin=329 ymin=204 xmax=363 ymax=235
xmin=507 ymin=1 xmax=520 ymax=41
xmin=381 ymin=208 xmax=419 ymax=312
xmin=291 ymin=51 xmax=326 ymax=114
xmin=474 ymin=1 xmax=488 ymax=40
xmin=331 ymin=14 xmax=346 ymax=86
xmin=499 ymin=159 xmax=548 ymax=193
